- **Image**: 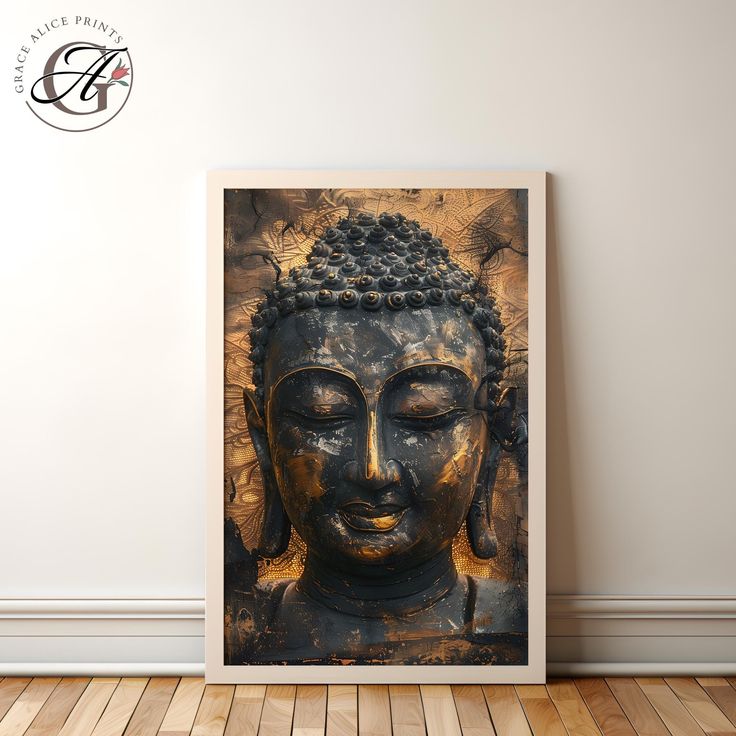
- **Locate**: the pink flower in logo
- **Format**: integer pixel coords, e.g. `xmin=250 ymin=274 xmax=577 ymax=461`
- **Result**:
xmin=109 ymin=59 xmax=130 ymax=86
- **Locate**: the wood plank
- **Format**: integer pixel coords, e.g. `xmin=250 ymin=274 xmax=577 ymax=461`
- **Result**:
xmin=258 ymin=684 xmax=296 ymax=736
xmin=190 ymin=685 xmax=234 ymax=736
xmin=515 ymin=685 xmax=566 ymax=736
xmin=58 ymin=679 xmax=120 ymax=736
xmin=223 ymin=685 xmax=265 ymax=736
xmin=157 ymin=678 xmax=205 ymax=736
xmin=293 ymin=684 xmax=327 ymax=736
xmin=665 ymin=678 xmax=735 ymax=735
xmin=452 ymin=685 xmax=495 ymax=736
xmin=547 ymin=679 xmax=602 ymax=735
xmin=0 ymin=677 xmax=31 ymax=721
xmin=420 ymin=685 xmax=462 ymax=736
xmin=482 ymin=686 xmax=532 ymax=736
xmin=123 ymin=678 xmax=179 ymax=736
xmin=91 ymin=679 xmax=148 ymax=736
xmin=326 ymin=685 xmax=357 ymax=736
xmin=697 ymin=679 xmax=736 ymax=728
xmin=698 ymin=680 xmax=731 ymax=687
xmin=636 ymin=678 xmax=705 ymax=736
xmin=575 ymin=679 xmax=637 ymax=736
xmin=358 ymin=685 xmax=390 ymax=736
xmin=606 ymin=678 xmax=670 ymax=736
xmin=388 ymin=685 xmax=425 ymax=736
xmin=26 ymin=678 xmax=91 ymax=736
xmin=0 ymin=677 xmax=59 ymax=736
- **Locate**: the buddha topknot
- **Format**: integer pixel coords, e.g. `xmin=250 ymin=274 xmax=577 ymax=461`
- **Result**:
xmin=249 ymin=211 xmax=506 ymax=403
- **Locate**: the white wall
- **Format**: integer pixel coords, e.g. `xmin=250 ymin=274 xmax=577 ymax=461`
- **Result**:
xmin=1 ymin=0 xmax=735 ymax=632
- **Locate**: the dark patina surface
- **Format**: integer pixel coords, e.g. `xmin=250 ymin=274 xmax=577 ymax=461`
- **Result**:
xmin=225 ymin=210 xmax=527 ymax=665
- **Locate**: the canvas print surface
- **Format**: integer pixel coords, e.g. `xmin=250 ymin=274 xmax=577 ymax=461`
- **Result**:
xmin=223 ymin=188 xmax=529 ymax=666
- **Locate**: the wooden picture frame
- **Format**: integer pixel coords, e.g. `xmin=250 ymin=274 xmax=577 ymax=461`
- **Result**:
xmin=206 ymin=170 xmax=546 ymax=683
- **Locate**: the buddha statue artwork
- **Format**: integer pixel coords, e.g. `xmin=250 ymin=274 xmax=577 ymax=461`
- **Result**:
xmin=220 ymin=187 xmax=533 ymax=669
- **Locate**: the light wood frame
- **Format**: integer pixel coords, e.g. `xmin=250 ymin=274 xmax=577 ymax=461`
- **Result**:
xmin=206 ymin=170 xmax=546 ymax=683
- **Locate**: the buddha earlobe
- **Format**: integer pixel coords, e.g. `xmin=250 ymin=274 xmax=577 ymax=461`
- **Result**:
xmin=242 ymin=388 xmax=292 ymax=558
xmin=467 ymin=387 xmax=519 ymax=559
xmin=466 ymin=451 xmax=500 ymax=559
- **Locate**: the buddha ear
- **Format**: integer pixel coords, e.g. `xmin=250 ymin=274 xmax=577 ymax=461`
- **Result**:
xmin=492 ymin=387 xmax=518 ymax=450
xmin=466 ymin=387 xmax=517 ymax=559
xmin=243 ymin=388 xmax=291 ymax=558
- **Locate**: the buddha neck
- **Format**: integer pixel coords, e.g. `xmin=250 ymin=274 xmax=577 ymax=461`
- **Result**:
xmin=296 ymin=546 xmax=459 ymax=619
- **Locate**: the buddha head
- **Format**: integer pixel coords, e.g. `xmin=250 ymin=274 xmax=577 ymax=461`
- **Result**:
xmin=244 ymin=211 xmax=512 ymax=578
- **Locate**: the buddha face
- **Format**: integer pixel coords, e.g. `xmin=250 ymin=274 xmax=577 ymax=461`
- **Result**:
xmin=254 ymin=305 xmax=490 ymax=573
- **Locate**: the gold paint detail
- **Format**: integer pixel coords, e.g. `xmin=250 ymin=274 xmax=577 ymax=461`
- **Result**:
xmin=365 ymin=410 xmax=380 ymax=481
xmin=339 ymin=507 xmax=408 ymax=532
xmin=283 ymin=454 xmax=326 ymax=499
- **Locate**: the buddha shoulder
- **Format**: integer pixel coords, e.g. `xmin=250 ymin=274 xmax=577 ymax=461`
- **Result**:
xmin=466 ymin=575 xmax=527 ymax=634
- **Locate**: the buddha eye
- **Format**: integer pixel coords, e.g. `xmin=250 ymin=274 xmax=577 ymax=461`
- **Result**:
xmin=284 ymin=407 xmax=356 ymax=429
xmin=391 ymin=408 xmax=465 ymax=431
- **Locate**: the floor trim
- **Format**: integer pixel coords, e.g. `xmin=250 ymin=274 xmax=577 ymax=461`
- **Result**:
xmin=0 ymin=598 xmax=203 ymax=617
xmin=0 ymin=662 xmax=205 ymax=676
xmin=548 ymin=661 xmax=736 ymax=676
xmin=548 ymin=595 xmax=736 ymax=618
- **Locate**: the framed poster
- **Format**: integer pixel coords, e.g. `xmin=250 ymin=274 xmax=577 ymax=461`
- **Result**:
xmin=206 ymin=171 xmax=546 ymax=683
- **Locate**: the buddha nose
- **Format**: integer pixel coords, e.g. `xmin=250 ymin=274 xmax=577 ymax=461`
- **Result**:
xmin=344 ymin=410 xmax=401 ymax=489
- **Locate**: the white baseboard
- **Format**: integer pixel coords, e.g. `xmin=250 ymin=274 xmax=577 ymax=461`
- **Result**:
xmin=0 ymin=662 xmax=204 ymax=676
xmin=2 ymin=596 xmax=735 ymax=676
xmin=546 ymin=595 xmax=736 ymax=675
xmin=549 ymin=662 xmax=736 ymax=676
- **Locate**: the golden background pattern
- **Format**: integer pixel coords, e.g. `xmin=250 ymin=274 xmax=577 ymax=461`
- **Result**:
xmin=224 ymin=188 xmax=528 ymax=584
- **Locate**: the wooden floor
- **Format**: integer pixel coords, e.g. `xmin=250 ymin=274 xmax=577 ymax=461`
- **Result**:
xmin=1 ymin=676 xmax=736 ymax=735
